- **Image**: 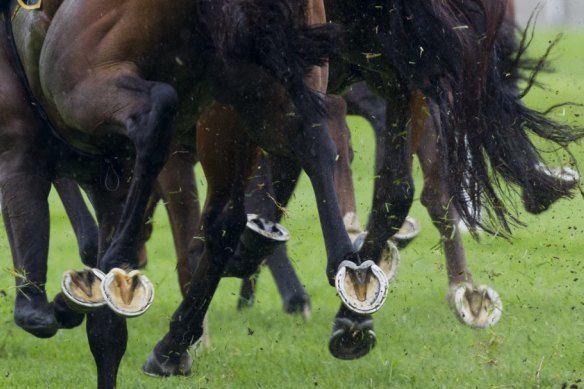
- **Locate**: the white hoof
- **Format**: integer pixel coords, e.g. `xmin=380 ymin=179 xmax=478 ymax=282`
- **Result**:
xmin=101 ymin=268 xmax=154 ymax=317
xmin=392 ymin=216 xmax=421 ymax=245
xmin=378 ymin=239 xmax=400 ymax=283
xmin=61 ymin=268 xmax=106 ymax=313
xmin=448 ymin=282 xmax=502 ymax=328
xmin=335 ymin=260 xmax=388 ymax=314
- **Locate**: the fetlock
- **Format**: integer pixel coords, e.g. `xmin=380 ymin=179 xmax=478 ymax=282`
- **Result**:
xmin=14 ymin=285 xmax=58 ymax=338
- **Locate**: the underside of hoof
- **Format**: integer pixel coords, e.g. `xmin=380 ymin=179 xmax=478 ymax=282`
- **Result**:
xmin=390 ymin=216 xmax=421 ymax=249
xmin=329 ymin=317 xmax=376 ymax=360
xmin=61 ymin=268 xmax=106 ymax=313
xmin=335 ymin=259 xmax=388 ymax=315
xmin=143 ymin=350 xmax=192 ymax=377
xmin=223 ymin=214 xmax=290 ymax=278
xmin=101 ymin=268 xmax=154 ymax=317
xmin=448 ymin=282 xmax=503 ymax=328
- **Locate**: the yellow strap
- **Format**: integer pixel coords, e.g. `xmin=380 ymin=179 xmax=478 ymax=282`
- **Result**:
xmin=16 ymin=0 xmax=42 ymax=10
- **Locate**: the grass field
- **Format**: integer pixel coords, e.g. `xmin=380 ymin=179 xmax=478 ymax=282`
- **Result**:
xmin=1 ymin=31 xmax=584 ymax=388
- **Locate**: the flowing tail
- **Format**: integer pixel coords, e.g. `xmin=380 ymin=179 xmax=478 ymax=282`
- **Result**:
xmin=207 ymin=0 xmax=342 ymax=122
xmin=373 ymin=0 xmax=583 ymax=235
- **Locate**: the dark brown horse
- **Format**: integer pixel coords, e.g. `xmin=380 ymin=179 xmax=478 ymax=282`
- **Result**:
xmin=3 ymin=0 xmax=348 ymax=387
xmin=147 ymin=0 xmax=583 ymax=367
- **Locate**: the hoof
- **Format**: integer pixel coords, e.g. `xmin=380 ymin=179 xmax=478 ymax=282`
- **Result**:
xmin=14 ymin=301 xmax=58 ymax=339
xmin=143 ymin=350 xmax=192 ymax=377
xmin=448 ymin=282 xmax=502 ymax=328
xmin=283 ymin=294 xmax=312 ymax=321
xmin=353 ymin=232 xmax=400 ymax=283
xmin=390 ymin=216 xmax=421 ymax=249
xmin=329 ymin=317 xmax=376 ymax=360
xmin=101 ymin=268 xmax=154 ymax=317
xmin=335 ymin=260 xmax=388 ymax=315
xmin=61 ymin=268 xmax=107 ymax=313
xmin=53 ymin=293 xmax=85 ymax=329
xmin=223 ymin=214 xmax=290 ymax=278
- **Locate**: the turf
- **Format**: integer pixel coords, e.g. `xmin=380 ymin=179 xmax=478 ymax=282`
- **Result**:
xmin=0 ymin=30 xmax=583 ymax=388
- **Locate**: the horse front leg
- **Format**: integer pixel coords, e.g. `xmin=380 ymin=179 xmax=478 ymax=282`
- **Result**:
xmin=50 ymin=72 xmax=178 ymax=388
xmin=145 ymin=104 xmax=256 ymax=376
xmin=358 ymin=86 xmax=415 ymax=267
xmin=238 ymin=153 xmax=311 ymax=316
xmin=1 ymin=172 xmax=55 ymax=338
xmin=1 ymin=144 xmax=83 ymax=337
xmin=54 ymin=178 xmax=99 ymax=267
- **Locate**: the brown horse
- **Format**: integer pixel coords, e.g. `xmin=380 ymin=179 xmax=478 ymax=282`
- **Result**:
xmin=119 ymin=0 xmax=584 ymax=366
xmin=3 ymin=0 xmax=347 ymax=387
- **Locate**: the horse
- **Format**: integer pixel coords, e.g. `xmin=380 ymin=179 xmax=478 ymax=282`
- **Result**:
xmin=3 ymin=0 xmax=349 ymax=387
xmin=0 ymin=11 xmax=101 ymax=338
xmin=124 ymin=3 xmax=577 ymax=368
xmin=149 ymin=0 xmax=574 ymax=370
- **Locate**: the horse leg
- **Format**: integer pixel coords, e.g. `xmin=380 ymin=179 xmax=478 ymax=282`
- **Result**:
xmin=358 ymin=84 xmax=414 ymax=268
xmin=1 ymin=172 xmax=55 ymax=338
xmin=48 ymin=71 xmax=177 ymax=388
xmin=54 ymin=178 xmax=99 ymax=267
xmin=156 ymin=145 xmax=200 ymax=297
xmin=77 ymin=166 xmax=136 ymax=389
xmin=155 ymin=145 xmax=210 ymax=347
xmin=240 ymin=153 xmax=310 ymax=316
xmin=417 ymin=112 xmax=502 ymax=329
xmin=0 ymin=120 xmax=85 ymax=337
xmin=145 ymin=104 xmax=257 ymax=376
xmin=345 ymin=82 xmax=420 ymax=247
xmin=137 ymin=189 xmax=160 ymax=269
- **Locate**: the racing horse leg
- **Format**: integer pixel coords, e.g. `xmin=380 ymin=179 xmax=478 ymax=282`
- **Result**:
xmin=416 ymin=110 xmax=502 ymax=328
xmin=54 ymin=178 xmax=99 ymax=267
xmin=0 ymin=20 xmax=84 ymax=337
xmin=237 ymin=153 xmax=311 ymax=316
xmin=328 ymin=82 xmax=416 ymax=359
xmin=144 ymin=103 xmax=259 ymax=376
xmin=237 ymin=95 xmax=354 ymax=317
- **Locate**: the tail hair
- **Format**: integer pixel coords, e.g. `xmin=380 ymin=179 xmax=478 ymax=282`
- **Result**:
xmin=371 ymin=0 xmax=584 ymax=236
xmin=211 ymin=0 xmax=342 ymax=122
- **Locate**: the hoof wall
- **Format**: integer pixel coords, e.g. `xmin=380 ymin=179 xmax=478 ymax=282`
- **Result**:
xmin=102 ymin=268 xmax=154 ymax=317
xmin=329 ymin=317 xmax=376 ymax=360
xmin=391 ymin=216 xmax=421 ymax=249
xmin=61 ymin=268 xmax=106 ymax=313
xmin=448 ymin=282 xmax=502 ymax=328
xmin=335 ymin=260 xmax=388 ymax=315
xmin=143 ymin=351 xmax=192 ymax=377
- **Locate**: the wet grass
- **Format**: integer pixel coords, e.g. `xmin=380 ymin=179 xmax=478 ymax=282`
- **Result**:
xmin=1 ymin=30 xmax=584 ymax=388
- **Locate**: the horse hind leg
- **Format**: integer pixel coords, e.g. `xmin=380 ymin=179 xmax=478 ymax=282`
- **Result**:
xmin=417 ymin=110 xmax=502 ymax=329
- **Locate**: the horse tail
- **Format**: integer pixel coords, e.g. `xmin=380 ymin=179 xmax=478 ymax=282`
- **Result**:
xmin=209 ymin=0 xmax=341 ymax=122
xmin=376 ymin=0 xmax=583 ymax=235
xmin=474 ymin=11 xmax=584 ymax=223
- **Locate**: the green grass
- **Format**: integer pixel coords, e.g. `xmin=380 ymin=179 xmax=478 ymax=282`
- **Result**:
xmin=1 ymin=30 xmax=584 ymax=388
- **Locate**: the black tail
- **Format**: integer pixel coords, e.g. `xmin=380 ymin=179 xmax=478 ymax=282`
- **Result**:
xmin=372 ymin=0 xmax=583 ymax=236
xmin=207 ymin=0 xmax=342 ymax=122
